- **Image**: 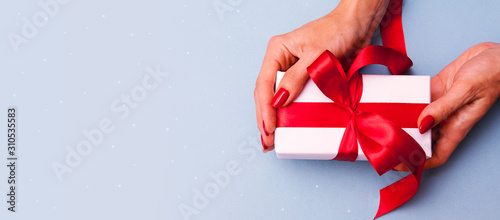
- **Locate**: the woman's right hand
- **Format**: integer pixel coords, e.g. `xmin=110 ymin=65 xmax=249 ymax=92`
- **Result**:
xmin=393 ymin=42 xmax=500 ymax=171
xmin=255 ymin=0 xmax=392 ymax=152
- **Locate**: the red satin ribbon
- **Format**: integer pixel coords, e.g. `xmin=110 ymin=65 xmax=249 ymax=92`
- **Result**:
xmin=302 ymin=49 xmax=425 ymax=218
xmin=278 ymin=0 xmax=426 ymax=217
xmin=278 ymin=102 xmax=426 ymax=128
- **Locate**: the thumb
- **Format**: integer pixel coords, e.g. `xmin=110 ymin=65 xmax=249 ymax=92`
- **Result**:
xmin=417 ymin=80 xmax=474 ymax=134
xmin=272 ymin=51 xmax=322 ymax=108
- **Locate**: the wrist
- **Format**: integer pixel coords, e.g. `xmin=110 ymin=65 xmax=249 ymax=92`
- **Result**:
xmin=333 ymin=0 xmax=390 ymax=32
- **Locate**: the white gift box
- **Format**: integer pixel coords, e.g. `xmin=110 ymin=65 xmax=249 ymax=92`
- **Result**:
xmin=275 ymin=72 xmax=432 ymax=160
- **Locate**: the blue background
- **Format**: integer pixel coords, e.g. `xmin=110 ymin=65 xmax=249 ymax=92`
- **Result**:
xmin=1 ymin=0 xmax=499 ymax=219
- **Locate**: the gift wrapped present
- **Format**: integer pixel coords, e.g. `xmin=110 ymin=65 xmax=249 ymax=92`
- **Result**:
xmin=274 ymin=71 xmax=432 ymax=160
xmin=273 ymin=48 xmax=431 ymax=218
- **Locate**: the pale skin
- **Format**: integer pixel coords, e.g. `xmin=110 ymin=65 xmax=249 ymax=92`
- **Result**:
xmin=254 ymin=0 xmax=500 ymax=170
xmin=394 ymin=42 xmax=500 ymax=171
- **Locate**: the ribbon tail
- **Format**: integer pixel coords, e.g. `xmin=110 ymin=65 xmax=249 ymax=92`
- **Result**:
xmin=381 ymin=0 xmax=407 ymax=55
xmin=333 ymin=120 xmax=358 ymax=162
xmin=355 ymin=112 xmax=425 ymax=219
xmin=375 ymin=174 xmax=419 ymax=218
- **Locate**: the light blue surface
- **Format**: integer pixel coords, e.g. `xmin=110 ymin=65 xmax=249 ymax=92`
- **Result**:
xmin=1 ymin=0 xmax=499 ymax=219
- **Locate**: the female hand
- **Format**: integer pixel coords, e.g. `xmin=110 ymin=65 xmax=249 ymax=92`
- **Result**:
xmin=255 ymin=0 xmax=391 ymax=152
xmin=394 ymin=42 xmax=500 ymax=171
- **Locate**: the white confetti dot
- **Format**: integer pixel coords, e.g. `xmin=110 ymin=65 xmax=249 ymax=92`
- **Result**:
xmin=17 ymin=12 xmax=20 ymax=16
xmin=315 ymin=185 xmax=319 ymax=188
xmin=85 ymin=26 xmax=89 ymax=29
xmin=227 ymin=35 xmax=231 ymax=39
xmin=130 ymin=33 xmax=134 ymax=37
xmin=101 ymin=14 xmax=106 ymax=18
xmin=117 ymin=81 xmax=121 ymax=84
xmin=171 ymin=160 xmax=174 ymax=163
xmin=132 ymin=123 xmax=136 ymax=127
xmin=148 ymin=32 xmax=152 ymax=36
xmin=21 ymin=71 xmax=24 ymax=74
xmin=36 ymin=200 xmax=39 ymax=203
xmin=111 ymin=145 xmax=115 ymax=149
xmin=63 ymin=31 xmax=67 ymax=34
xmin=236 ymin=10 xmax=240 ymax=13
xmin=53 ymin=206 xmax=57 ymax=210
xmin=132 ymin=163 xmax=136 ymax=167
xmin=194 ymin=176 xmax=197 ymax=180
xmin=59 ymin=100 xmax=63 ymax=104
xmin=177 ymin=195 xmax=181 ymax=199
xmin=83 ymin=91 xmax=87 ymax=95
xmin=12 ymin=94 xmax=16 ymax=97
xmin=86 ymin=185 xmax=90 ymax=189
xmin=137 ymin=62 xmax=141 ymax=66
xmin=43 ymin=58 xmax=47 ymax=62
xmin=37 ymin=130 xmax=41 ymax=133
xmin=281 ymin=208 xmax=285 ymax=211
xmin=186 ymin=51 xmax=190 ymax=55
xmin=69 ymin=52 xmax=72 ymax=56
xmin=118 ymin=184 xmax=122 ymax=188
xmin=44 ymin=109 xmax=48 ymax=112
xmin=347 ymin=210 xmax=351 ymax=213
xmin=166 ymin=128 xmax=170 ymax=131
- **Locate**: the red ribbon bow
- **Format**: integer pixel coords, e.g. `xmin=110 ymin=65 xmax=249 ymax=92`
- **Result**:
xmin=307 ymin=46 xmax=426 ymax=218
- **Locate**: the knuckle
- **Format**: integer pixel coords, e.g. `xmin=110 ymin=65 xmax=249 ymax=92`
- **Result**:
xmin=282 ymin=71 xmax=298 ymax=83
xmin=267 ymin=35 xmax=285 ymax=48
xmin=475 ymin=42 xmax=497 ymax=50
xmin=469 ymin=42 xmax=498 ymax=57
xmin=453 ymin=81 xmax=477 ymax=100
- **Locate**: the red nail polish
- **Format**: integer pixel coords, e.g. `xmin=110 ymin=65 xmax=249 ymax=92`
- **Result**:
xmin=271 ymin=88 xmax=289 ymax=108
xmin=419 ymin=115 xmax=435 ymax=134
xmin=261 ymin=135 xmax=268 ymax=152
xmin=262 ymin=120 xmax=269 ymax=136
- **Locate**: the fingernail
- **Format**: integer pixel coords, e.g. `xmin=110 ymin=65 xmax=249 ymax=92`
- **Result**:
xmin=261 ymin=135 xmax=268 ymax=153
xmin=419 ymin=115 xmax=435 ymax=134
xmin=262 ymin=120 xmax=269 ymax=136
xmin=271 ymin=88 xmax=289 ymax=108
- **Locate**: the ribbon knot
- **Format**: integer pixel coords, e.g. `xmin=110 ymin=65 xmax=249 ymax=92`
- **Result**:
xmin=306 ymin=46 xmax=425 ymax=218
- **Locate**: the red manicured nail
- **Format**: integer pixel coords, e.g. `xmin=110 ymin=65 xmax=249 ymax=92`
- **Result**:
xmin=271 ymin=88 xmax=289 ymax=108
xmin=419 ymin=115 xmax=435 ymax=134
xmin=262 ymin=120 xmax=269 ymax=136
xmin=261 ymin=135 xmax=268 ymax=152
